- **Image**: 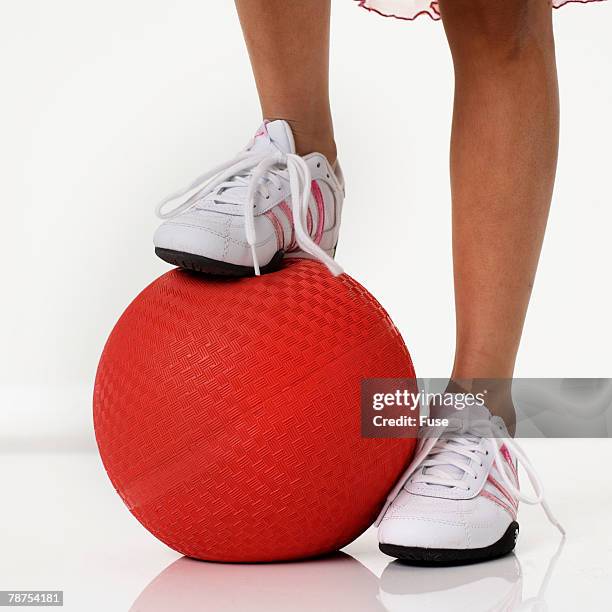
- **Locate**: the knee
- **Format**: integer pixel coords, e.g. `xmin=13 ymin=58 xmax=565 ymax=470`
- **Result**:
xmin=439 ymin=0 xmax=552 ymax=64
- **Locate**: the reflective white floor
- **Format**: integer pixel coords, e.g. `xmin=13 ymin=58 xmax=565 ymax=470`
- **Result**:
xmin=1 ymin=439 xmax=611 ymax=611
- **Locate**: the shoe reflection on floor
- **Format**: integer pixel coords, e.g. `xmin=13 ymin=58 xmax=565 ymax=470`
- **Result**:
xmin=379 ymin=538 xmax=564 ymax=612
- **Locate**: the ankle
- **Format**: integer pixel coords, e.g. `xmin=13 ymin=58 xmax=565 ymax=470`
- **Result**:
xmin=264 ymin=116 xmax=337 ymax=163
xmin=290 ymin=121 xmax=337 ymax=164
xmin=446 ymin=378 xmax=517 ymax=436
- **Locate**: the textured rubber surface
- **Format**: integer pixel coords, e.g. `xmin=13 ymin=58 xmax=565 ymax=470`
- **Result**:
xmin=379 ymin=522 xmax=519 ymax=566
xmin=94 ymin=259 xmax=416 ymax=562
xmin=155 ymin=247 xmax=285 ymax=277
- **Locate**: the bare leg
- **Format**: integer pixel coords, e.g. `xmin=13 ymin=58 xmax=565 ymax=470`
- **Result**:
xmin=235 ymin=0 xmax=336 ymax=162
xmin=438 ymin=0 xmax=559 ymax=425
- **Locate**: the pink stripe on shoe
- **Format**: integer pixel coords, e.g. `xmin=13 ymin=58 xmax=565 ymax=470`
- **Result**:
xmin=487 ymin=475 xmax=518 ymax=510
xmin=500 ymin=444 xmax=519 ymax=487
xmin=264 ymin=211 xmax=285 ymax=251
xmin=481 ymin=490 xmax=517 ymax=520
xmin=278 ymin=201 xmax=296 ymax=251
xmin=310 ymin=180 xmax=325 ymax=245
xmin=306 ymin=208 xmax=313 ymax=237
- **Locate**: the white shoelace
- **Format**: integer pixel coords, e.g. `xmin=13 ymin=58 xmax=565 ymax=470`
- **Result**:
xmin=156 ymin=149 xmax=343 ymax=276
xmin=378 ymin=418 xmax=565 ymax=536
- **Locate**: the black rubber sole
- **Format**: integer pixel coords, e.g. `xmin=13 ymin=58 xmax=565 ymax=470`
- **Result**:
xmin=379 ymin=522 xmax=519 ymax=567
xmin=155 ymin=248 xmax=285 ymax=277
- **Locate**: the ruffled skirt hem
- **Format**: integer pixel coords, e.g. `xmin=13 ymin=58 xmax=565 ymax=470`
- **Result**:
xmin=355 ymin=0 xmax=607 ymax=22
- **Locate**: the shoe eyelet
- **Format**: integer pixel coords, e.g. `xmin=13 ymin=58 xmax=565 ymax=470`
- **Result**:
xmin=326 ymin=174 xmax=330 ymax=178
xmin=316 ymin=162 xmax=321 ymax=168
xmin=486 ymin=451 xmax=489 ymax=455
xmin=266 ymin=196 xmax=270 ymax=200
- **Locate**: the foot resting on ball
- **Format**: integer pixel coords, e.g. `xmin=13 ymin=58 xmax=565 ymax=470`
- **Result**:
xmin=154 ymin=120 xmax=345 ymax=276
xmin=377 ymin=402 xmax=565 ymax=565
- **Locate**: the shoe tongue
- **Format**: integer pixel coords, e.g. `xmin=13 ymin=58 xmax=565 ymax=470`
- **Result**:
xmin=424 ymin=402 xmax=493 ymax=483
xmin=201 ymin=121 xmax=296 ymax=207
xmin=250 ymin=120 xmax=296 ymax=155
xmin=424 ymin=449 xmax=470 ymax=482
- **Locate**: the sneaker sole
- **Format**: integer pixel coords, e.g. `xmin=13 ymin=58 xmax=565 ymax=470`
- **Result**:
xmin=155 ymin=248 xmax=285 ymax=277
xmin=379 ymin=521 xmax=519 ymax=566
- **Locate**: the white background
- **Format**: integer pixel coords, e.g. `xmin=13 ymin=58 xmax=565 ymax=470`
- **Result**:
xmin=1 ymin=0 xmax=611 ymax=447
xmin=1 ymin=3 xmax=611 ymax=611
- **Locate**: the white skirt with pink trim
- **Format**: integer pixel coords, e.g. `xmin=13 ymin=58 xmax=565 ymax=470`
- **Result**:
xmin=355 ymin=0 xmax=606 ymax=21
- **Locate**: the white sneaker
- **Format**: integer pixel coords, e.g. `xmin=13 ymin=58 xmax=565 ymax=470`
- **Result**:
xmin=379 ymin=536 xmax=565 ymax=611
xmin=154 ymin=120 xmax=344 ymax=276
xmin=377 ymin=403 xmax=564 ymax=565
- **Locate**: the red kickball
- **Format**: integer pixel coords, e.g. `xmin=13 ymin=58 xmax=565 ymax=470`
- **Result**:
xmin=94 ymin=259 xmax=416 ymax=562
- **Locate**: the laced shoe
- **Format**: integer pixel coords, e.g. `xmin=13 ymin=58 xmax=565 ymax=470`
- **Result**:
xmin=154 ymin=120 xmax=344 ymax=276
xmin=377 ymin=403 xmax=565 ymax=565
